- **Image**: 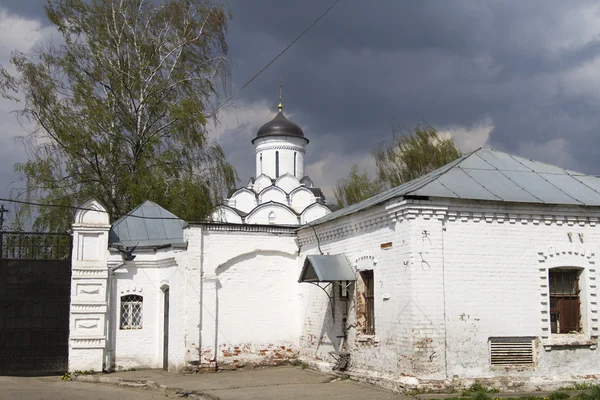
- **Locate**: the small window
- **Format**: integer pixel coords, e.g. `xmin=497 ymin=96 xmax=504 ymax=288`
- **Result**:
xmin=275 ymin=151 xmax=279 ymax=178
xmin=268 ymin=211 xmax=276 ymax=224
xmin=549 ymin=269 xmax=581 ymax=334
xmin=260 ymin=153 xmax=263 ymax=174
xmin=120 ymin=295 xmax=143 ymax=329
xmin=294 ymin=152 xmax=297 ymax=177
xmin=359 ymin=270 xmax=375 ymax=335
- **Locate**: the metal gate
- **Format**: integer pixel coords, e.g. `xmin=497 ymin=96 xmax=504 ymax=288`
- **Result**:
xmin=0 ymin=231 xmax=72 ymax=375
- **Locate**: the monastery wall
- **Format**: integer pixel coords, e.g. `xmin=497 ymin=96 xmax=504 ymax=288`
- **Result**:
xmin=189 ymin=224 xmax=301 ymax=369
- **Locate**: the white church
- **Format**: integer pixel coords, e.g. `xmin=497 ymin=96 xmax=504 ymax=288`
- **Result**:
xmin=69 ymin=103 xmax=600 ymax=391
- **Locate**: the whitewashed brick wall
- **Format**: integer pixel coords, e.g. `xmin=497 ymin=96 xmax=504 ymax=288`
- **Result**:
xmin=298 ymin=198 xmax=600 ymax=389
xmin=190 ymin=225 xmax=300 ymax=368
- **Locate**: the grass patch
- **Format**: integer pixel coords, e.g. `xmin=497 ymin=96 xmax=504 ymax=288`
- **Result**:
xmin=426 ymin=384 xmax=600 ymax=400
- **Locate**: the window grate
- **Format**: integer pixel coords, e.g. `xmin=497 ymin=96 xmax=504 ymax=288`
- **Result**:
xmin=489 ymin=337 xmax=534 ymax=366
xmin=360 ymin=270 xmax=375 ymax=335
xmin=120 ymin=295 xmax=143 ymax=329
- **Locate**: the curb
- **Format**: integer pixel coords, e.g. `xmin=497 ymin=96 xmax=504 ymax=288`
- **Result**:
xmin=72 ymin=374 xmax=219 ymax=400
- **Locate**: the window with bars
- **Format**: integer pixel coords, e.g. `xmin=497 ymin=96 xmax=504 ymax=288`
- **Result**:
xmin=120 ymin=295 xmax=143 ymax=329
xmin=360 ymin=270 xmax=375 ymax=335
xmin=549 ymin=268 xmax=581 ymax=334
xmin=275 ymin=151 xmax=280 ymax=178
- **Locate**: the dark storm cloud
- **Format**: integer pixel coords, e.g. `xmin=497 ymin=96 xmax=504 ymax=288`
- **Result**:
xmin=221 ymin=0 xmax=600 ymax=186
xmin=3 ymin=0 xmax=600 ymax=204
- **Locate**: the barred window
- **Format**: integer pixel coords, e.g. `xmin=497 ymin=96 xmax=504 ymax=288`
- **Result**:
xmin=360 ymin=270 xmax=375 ymax=335
xmin=549 ymin=268 xmax=581 ymax=334
xmin=120 ymin=295 xmax=143 ymax=329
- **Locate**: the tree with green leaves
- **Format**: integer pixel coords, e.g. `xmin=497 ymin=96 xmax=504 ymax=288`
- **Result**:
xmin=334 ymin=124 xmax=461 ymax=207
xmin=0 ymin=0 xmax=236 ymax=231
xmin=333 ymin=164 xmax=385 ymax=208
xmin=373 ymin=124 xmax=461 ymax=188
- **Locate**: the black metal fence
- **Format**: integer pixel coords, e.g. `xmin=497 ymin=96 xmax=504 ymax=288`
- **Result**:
xmin=1 ymin=232 xmax=71 ymax=261
xmin=0 ymin=231 xmax=72 ymax=375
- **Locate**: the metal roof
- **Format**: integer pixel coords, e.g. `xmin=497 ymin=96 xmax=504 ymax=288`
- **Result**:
xmin=307 ymin=147 xmax=600 ymax=227
xmin=109 ymin=200 xmax=186 ymax=248
xmin=252 ymin=111 xmax=308 ymax=144
xmin=298 ymin=255 xmax=356 ymax=283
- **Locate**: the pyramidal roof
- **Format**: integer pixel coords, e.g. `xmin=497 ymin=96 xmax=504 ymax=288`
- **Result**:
xmin=109 ymin=200 xmax=186 ymax=248
xmin=309 ymin=147 xmax=600 ymax=226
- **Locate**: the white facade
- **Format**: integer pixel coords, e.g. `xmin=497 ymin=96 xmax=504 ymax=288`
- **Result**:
xmin=254 ymin=136 xmax=306 ymax=179
xmin=69 ymin=148 xmax=600 ymax=392
xmin=297 ymin=197 xmax=600 ymax=390
xmin=211 ymin=108 xmax=331 ymax=226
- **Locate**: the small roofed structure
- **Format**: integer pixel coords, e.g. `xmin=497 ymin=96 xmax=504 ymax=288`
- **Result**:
xmin=109 ymin=200 xmax=187 ymax=249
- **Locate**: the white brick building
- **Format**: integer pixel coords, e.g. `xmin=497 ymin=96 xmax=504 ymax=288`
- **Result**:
xmin=68 ymin=108 xmax=600 ymax=391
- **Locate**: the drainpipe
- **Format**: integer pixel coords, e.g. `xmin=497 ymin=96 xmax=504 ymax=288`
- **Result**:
xmin=105 ymin=261 xmax=126 ymax=372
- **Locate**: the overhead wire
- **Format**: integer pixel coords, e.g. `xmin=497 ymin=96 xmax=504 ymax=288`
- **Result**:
xmin=0 ymin=197 xmax=183 ymax=220
xmin=213 ymin=0 xmax=341 ymax=113
xmin=0 ymin=1 xmax=343 ymax=222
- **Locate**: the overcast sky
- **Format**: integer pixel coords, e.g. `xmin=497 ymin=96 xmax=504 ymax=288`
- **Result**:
xmin=2 ymin=0 xmax=600 ymax=218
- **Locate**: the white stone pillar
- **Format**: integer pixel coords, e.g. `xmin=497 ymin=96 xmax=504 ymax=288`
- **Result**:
xmin=68 ymin=198 xmax=111 ymax=371
xmin=199 ymin=276 xmax=220 ymax=368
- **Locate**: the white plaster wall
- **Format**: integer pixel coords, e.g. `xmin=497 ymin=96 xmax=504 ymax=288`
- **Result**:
xmin=253 ymin=175 xmax=272 ymax=194
xmin=301 ymin=203 xmax=331 ymax=224
xmin=298 ymin=198 xmax=600 ymax=388
xmin=297 ymin=205 xmax=415 ymax=381
xmin=276 ymin=175 xmax=301 ymax=194
xmin=210 ymin=206 xmax=242 ymax=224
xmin=439 ymin=202 xmax=600 ymax=383
xmin=259 ymin=186 xmax=288 ymax=205
xmin=290 ymin=187 xmax=315 ymax=213
xmin=254 ymin=136 xmax=306 ymax=179
xmin=229 ymin=189 xmax=257 ymax=213
xmin=196 ymin=227 xmax=300 ymax=367
xmin=246 ymin=205 xmax=298 ymax=225
xmin=69 ymin=198 xmax=111 ymax=373
xmin=113 ymin=260 xmax=160 ymax=369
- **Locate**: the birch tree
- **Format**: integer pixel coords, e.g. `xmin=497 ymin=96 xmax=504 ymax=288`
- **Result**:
xmin=334 ymin=124 xmax=461 ymax=207
xmin=374 ymin=124 xmax=461 ymax=188
xmin=0 ymin=0 xmax=236 ymax=231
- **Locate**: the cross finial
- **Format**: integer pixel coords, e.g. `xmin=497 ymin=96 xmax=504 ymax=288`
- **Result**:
xmin=278 ymin=77 xmax=283 ymax=112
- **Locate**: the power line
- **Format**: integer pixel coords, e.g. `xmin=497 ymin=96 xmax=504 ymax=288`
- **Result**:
xmin=214 ymin=0 xmax=341 ymax=113
xmin=0 ymin=197 xmax=184 ymax=221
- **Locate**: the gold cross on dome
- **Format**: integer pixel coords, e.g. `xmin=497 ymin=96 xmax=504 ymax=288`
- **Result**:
xmin=278 ymin=77 xmax=283 ymax=112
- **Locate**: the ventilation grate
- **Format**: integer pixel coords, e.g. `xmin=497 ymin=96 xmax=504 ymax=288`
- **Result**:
xmin=489 ymin=337 xmax=535 ymax=366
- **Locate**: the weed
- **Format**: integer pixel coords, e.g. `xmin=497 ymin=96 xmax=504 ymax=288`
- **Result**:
xmin=549 ymin=392 xmax=570 ymax=400
xmin=462 ymin=383 xmax=500 ymax=396
xmin=574 ymin=385 xmax=600 ymax=400
xmin=290 ymin=359 xmax=308 ymax=369
xmin=561 ymin=383 xmax=594 ymax=391
xmin=61 ymin=372 xmax=71 ymax=381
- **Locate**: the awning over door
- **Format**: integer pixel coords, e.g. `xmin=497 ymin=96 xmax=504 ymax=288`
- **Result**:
xmin=298 ymin=255 xmax=356 ymax=283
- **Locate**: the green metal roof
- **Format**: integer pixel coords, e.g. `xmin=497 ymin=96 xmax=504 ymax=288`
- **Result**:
xmin=109 ymin=200 xmax=186 ymax=249
xmin=306 ymin=147 xmax=600 ymax=227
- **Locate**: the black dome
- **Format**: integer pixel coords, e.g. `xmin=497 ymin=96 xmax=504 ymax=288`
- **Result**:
xmin=252 ymin=111 xmax=308 ymax=143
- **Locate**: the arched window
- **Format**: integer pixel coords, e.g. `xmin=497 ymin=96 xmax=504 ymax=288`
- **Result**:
xmin=268 ymin=211 xmax=276 ymax=224
xmin=120 ymin=294 xmax=143 ymax=329
xmin=275 ymin=151 xmax=280 ymax=178
xmin=294 ymin=152 xmax=297 ymax=177
xmin=259 ymin=153 xmax=263 ymax=174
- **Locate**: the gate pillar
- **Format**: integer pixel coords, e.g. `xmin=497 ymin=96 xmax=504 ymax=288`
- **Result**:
xmin=69 ymin=198 xmax=111 ymax=371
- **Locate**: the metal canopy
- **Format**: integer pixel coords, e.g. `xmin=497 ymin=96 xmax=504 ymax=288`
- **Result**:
xmin=109 ymin=200 xmax=187 ymax=249
xmin=298 ymin=255 xmax=356 ymax=283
